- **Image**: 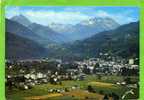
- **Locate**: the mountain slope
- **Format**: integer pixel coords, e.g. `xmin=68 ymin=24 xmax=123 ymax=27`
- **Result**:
xmin=11 ymin=14 xmax=32 ymax=27
xmin=6 ymin=19 xmax=41 ymax=42
xmin=67 ymin=21 xmax=139 ymax=58
xmin=49 ymin=17 xmax=120 ymax=41
xmin=28 ymin=23 xmax=68 ymax=44
xmin=6 ymin=19 xmax=56 ymax=46
xmin=10 ymin=15 xmax=68 ymax=44
xmin=6 ymin=32 xmax=48 ymax=59
xmin=73 ymin=17 xmax=120 ymax=39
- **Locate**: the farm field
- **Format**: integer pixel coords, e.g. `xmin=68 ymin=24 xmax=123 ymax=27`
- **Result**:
xmin=6 ymin=75 xmax=139 ymax=100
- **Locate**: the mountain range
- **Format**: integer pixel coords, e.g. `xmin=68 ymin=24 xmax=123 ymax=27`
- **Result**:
xmin=49 ymin=17 xmax=120 ymax=41
xmin=10 ymin=14 xmax=120 ymax=42
xmin=66 ymin=21 xmax=139 ymax=59
xmin=5 ymin=14 xmax=139 ymax=59
xmin=28 ymin=23 xmax=68 ymax=45
xmin=6 ymin=19 xmax=40 ymax=42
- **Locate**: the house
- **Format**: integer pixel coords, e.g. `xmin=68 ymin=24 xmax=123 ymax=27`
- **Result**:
xmin=129 ymin=59 xmax=134 ymax=65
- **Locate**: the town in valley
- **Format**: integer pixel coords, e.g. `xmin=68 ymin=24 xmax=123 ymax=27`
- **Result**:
xmin=6 ymin=53 xmax=139 ymax=100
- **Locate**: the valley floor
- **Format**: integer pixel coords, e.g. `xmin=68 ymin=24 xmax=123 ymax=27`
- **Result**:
xmin=6 ymin=75 xmax=139 ymax=100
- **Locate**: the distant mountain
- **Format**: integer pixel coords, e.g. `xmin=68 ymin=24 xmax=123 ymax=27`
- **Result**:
xmin=49 ymin=23 xmax=77 ymax=41
xmin=6 ymin=19 xmax=40 ymax=42
xmin=6 ymin=15 xmax=138 ymax=60
xmin=49 ymin=23 xmax=76 ymax=34
xmin=10 ymin=15 xmax=120 ymax=42
xmin=66 ymin=21 xmax=139 ymax=58
xmin=49 ymin=17 xmax=120 ymax=41
xmin=10 ymin=15 xmax=69 ymax=44
xmin=6 ymin=32 xmax=48 ymax=60
xmin=6 ymin=19 xmax=59 ymax=47
xmin=74 ymin=17 xmax=119 ymax=39
xmin=79 ymin=17 xmax=119 ymax=29
xmin=28 ymin=23 xmax=68 ymax=44
xmin=11 ymin=14 xmax=32 ymax=27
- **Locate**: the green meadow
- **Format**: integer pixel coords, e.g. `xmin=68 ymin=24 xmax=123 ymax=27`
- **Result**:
xmin=6 ymin=75 xmax=139 ymax=100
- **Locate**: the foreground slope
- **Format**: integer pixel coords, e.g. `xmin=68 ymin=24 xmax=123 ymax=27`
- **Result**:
xmin=6 ymin=32 xmax=48 ymax=59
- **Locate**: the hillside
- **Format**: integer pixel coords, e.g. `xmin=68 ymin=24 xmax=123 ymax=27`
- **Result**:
xmin=65 ymin=21 xmax=139 ymax=59
xmin=6 ymin=32 xmax=48 ymax=60
xmin=28 ymin=23 xmax=68 ymax=44
xmin=6 ymin=19 xmax=41 ymax=42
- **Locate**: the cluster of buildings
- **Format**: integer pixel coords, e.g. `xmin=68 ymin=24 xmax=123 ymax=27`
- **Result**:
xmin=75 ymin=57 xmax=139 ymax=75
xmin=6 ymin=62 xmax=85 ymax=90
xmin=6 ymin=55 xmax=139 ymax=90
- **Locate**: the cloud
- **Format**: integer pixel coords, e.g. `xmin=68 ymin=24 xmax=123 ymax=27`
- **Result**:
xmin=64 ymin=6 xmax=96 ymax=12
xmin=92 ymin=10 xmax=138 ymax=24
xmin=5 ymin=6 xmax=20 ymax=18
xmin=94 ymin=10 xmax=110 ymax=17
xmin=5 ymin=7 xmax=138 ymax=25
xmin=23 ymin=10 xmax=90 ymax=25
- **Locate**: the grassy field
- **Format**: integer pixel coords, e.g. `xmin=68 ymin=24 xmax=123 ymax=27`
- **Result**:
xmin=6 ymin=75 xmax=139 ymax=100
xmin=24 ymin=90 xmax=107 ymax=100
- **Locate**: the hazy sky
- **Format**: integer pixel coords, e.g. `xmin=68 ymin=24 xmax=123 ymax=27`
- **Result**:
xmin=5 ymin=6 xmax=139 ymax=25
